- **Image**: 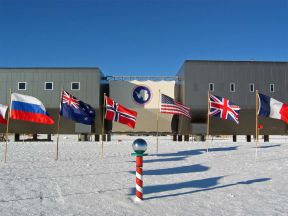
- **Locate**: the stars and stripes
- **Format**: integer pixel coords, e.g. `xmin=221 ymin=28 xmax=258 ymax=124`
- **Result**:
xmin=105 ymin=96 xmax=137 ymax=128
xmin=209 ymin=94 xmax=240 ymax=124
xmin=160 ymin=93 xmax=191 ymax=118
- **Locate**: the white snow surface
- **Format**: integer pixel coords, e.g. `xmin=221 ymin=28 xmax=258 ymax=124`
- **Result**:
xmin=0 ymin=135 xmax=287 ymax=216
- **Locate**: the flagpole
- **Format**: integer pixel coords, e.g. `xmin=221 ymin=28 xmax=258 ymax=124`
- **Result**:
xmin=156 ymin=90 xmax=160 ymax=154
xmin=206 ymin=91 xmax=210 ymax=153
xmin=101 ymin=93 xmax=106 ymax=157
xmin=4 ymin=89 xmax=12 ymax=163
xmin=255 ymin=90 xmax=259 ymax=154
xmin=56 ymin=88 xmax=63 ymax=160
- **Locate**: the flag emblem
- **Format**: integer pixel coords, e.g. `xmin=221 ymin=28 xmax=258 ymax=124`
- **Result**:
xmin=209 ymin=94 xmax=240 ymax=124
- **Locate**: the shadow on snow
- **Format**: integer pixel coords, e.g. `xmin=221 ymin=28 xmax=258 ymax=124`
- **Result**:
xmin=256 ymin=144 xmax=281 ymax=149
xmin=129 ymin=177 xmax=271 ymax=200
xmin=151 ymin=146 xmax=238 ymax=157
xmin=128 ymin=164 xmax=209 ymax=176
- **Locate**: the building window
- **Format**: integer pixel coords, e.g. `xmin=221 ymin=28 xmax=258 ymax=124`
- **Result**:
xmin=18 ymin=82 xmax=27 ymax=90
xmin=44 ymin=82 xmax=53 ymax=90
xmin=270 ymin=84 xmax=275 ymax=92
xmin=209 ymin=83 xmax=214 ymax=92
xmin=71 ymin=82 xmax=80 ymax=90
xmin=230 ymin=83 xmax=235 ymax=92
xmin=249 ymin=83 xmax=254 ymax=92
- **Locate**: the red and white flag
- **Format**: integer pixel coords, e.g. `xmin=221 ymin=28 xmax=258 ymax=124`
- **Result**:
xmin=160 ymin=93 xmax=191 ymax=118
xmin=0 ymin=104 xmax=8 ymax=124
xmin=105 ymin=96 xmax=137 ymax=128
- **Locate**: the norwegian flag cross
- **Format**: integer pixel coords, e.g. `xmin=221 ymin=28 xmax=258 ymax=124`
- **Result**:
xmin=105 ymin=96 xmax=137 ymax=128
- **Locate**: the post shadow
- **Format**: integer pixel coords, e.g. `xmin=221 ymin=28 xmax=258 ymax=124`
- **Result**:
xmin=128 ymin=164 xmax=209 ymax=176
xmin=138 ymin=177 xmax=271 ymax=200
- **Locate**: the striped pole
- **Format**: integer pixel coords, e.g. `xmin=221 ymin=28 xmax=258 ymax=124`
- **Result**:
xmin=135 ymin=156 xmax=143 ymax=201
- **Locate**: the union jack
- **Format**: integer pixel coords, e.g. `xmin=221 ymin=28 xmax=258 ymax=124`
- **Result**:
xmin=209 ymin=94 xmax=240 ymax=124
xmin=105 ymin=96 xmax=137 ymax=128
xmin=62 ymin=90 xmax=79 ymax=109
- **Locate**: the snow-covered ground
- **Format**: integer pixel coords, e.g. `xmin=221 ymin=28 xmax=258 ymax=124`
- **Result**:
xmin=0 ymin=135 xmax=287 ymax=216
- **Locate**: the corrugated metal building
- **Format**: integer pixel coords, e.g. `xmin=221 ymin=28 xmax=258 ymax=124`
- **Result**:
xmin=0 ymin=68 xmax=104 ymax=135
xmin=177 ymin=60 xmax=288 ymax=136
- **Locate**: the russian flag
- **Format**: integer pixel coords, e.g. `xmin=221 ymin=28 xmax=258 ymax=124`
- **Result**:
xmin=0 ymin=104 xmax=8 ymax=124
xmin=10 ymin=93 xmax=54 ymax=124
xmin=258 ymin=93 xmax=288 ymax=123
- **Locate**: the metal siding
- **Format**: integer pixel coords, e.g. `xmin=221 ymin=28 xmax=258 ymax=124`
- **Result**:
xmin=0 ymin=68 xmax=103 ymax=134
xmin=177 ymin=61 xmax=288 ymax=135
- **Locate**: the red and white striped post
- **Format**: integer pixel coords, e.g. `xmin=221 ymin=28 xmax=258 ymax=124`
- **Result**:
xmin=131 ymin=138 xmax=148 ymax=202
xmin=135 ymin=156 xmax=143 ymax=201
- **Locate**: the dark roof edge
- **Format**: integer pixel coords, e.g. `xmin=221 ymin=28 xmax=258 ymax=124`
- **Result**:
xmin=0 ymin=67 xmax=101 ymax=69
xmin=184 ymin=60 xmax=288 ymax=64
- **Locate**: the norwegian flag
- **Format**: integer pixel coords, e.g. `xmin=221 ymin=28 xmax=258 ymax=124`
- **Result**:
xmin=105 ymin=96 xmax=137 ymax=128
xmin=209 ymin=94 xmax=240 ymax=124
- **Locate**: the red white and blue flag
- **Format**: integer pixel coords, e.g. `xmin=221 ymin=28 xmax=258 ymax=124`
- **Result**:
xmin=0 ymin=104 xmax=8 ymax=124
xmin=258 ymin=93 xmax=288 ymax=123
xmin=10 ymin=93 xmax=54 ymax=124
xmin=105 ymin=96 xmax=137 ymax=128
xmin=60 ymin=90 xmax=96 ymax=125
xmin=209 ymin=94 xmax=240 ymax=124
xmin=160 ymin=93 xmax=191 ymax=118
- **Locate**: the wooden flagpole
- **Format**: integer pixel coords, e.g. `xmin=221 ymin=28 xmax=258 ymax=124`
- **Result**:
xmin=206 ymin=91 xmax=210 ymax=153
xmin=255 ymin=90 xmax=259 ymax=148
xmin=156 ymin=90 xmax=161 ymax=154
xmin=101 ymin=93 xmax=106 ymax=157
xmin=4 ymin=89 xmax=12 ymax=163
xmin=56 ymin=88 xmax=63 ymax=160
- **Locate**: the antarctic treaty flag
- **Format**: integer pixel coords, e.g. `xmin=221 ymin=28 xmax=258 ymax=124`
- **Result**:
xmin=10 ymin=93 xmax=54 ymax=124
xmin=60 ymin=90 xmax=96 ymax=125
xmin=0 ymin=104 xmax=8 ymax=124
xmin=105 ymin=96 xmax=137 ymax=128
xmin=209 ymin=94 xmax=240 ymax=124
xmin=258 ymin=93 xmax=288 ymax=123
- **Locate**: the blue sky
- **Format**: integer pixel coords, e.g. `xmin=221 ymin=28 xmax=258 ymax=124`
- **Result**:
xmin=0 ymin=0 xmax=287 ymax=76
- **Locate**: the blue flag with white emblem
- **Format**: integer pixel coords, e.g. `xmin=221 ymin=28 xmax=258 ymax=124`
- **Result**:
xmin=60 ymin=90 xmax=96 ymax=125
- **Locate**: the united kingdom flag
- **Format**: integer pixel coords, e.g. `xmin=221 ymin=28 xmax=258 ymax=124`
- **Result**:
xmin=209 ymin=94 xmax=240 ymax=124
xmin=105 ymin=96 xmax=137 ymax=128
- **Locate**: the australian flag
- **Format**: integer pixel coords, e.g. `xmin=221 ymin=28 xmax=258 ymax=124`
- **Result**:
xmin=60 ymin=90 xmax=96 ymax=125
xmin=209 ymin=94 xmax=240 ymax=124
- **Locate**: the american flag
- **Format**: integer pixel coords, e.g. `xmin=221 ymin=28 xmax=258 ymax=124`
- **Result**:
xmin=209 ymin=94 xmax=240 ymax=124
xmin=105 ymin=96 xmax=137 ymax=128
xmin=160 ymin=94 xmax=191 ymax=118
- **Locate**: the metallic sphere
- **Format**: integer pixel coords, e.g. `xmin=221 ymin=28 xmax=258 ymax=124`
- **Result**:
xmin=132 ymin=138 xmax=148 ymax=154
